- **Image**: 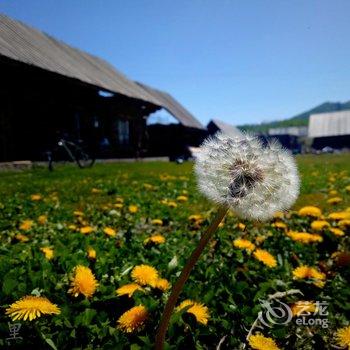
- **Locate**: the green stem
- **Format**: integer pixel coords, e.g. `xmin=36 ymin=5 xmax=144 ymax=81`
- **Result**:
xmin=155 ymin=206 xmax=228 ymax=350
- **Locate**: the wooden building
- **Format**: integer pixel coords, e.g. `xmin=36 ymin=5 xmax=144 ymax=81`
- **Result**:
xmin=267 ymin=126 xmax=308 ymax=152
xmin=308 ymin=111 xmax=350 ymax=150
xmin=0 ymin=14 xmax=204 ymax=162
xmin=139 ymin=83 xmax=207 ymax=160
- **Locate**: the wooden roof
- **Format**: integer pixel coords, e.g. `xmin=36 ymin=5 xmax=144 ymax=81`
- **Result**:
xmin=0 ymin=14 xmax=160 ymax=104
xmin=137 ymin=82 xmax=204 ymax=129
xmin=0 ymin=14 xmax=203 ymax=129
xmin=208 ymin=119 xmax=242 ymax=137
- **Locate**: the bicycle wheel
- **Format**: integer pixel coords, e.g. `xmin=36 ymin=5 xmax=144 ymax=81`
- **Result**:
xmin=74 ymin=148 xmax=95 ymax=168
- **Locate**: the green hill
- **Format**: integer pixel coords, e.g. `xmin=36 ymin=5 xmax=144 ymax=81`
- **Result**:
xmin=238 ymin=101 xmax=350 ymax=133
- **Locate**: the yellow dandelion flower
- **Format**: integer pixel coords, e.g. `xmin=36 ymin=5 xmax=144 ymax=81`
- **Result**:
xmin=19 ymin=219 xmax=34 ymax=231
xmin=73 ymin=210 xmax=84 ymax=217
xmin=160 ymin=174 xmax=171 ymax=181
xmin=80 ymin=226 xmax=94 ymax=234
xmin=338 ymin=219 xmax=350 ymax=228
xmin=91 ymin=188 xmax=102 ymax=193
xmin=116 ymin=283 xmax=143 ymax=297
xmin=336 ymin=325 xmax=350 ymax=348
xmin=155 ymin=278 xmax=170 ymax=292
xmin=144 ymin=234 xmax=166 ymax=245
xmin=177 ymin=300 xmax=209 ymax=325
xmin=298 ymin=206 xmax=322 ymax=218
xmin=272 ymin=221 xmax=287 ymax=229
xmin=286 ymin=231 xmax=323 ymax=244
xmin=248 ymin=333 xmax=280 ymax=350
xmin=346 ymin=185 xmax=350 ymax=193
xmin=273 ymin=211 xmax=284 ymax=219
xmin=6 ymin=295 xmax=60 ymax=321
xmin=167 ymin=201 xmax=177 ymax=208
xmin=177 ymin=195 xmax=188 ymax=202
xmin=68 ymin=265 xmax=98 ymax=298
xmin=331 ymin=251 xmax=341 ymax=259
xmin=87 ymin=247 xmax=96 ymax=260
xmin=328 ymin=176 xmax=336 ymax=182
xmin=255 ymin=235 xmax=267 ymax=244
xmin=129 ymin=205 xmax=138 ymax=213
xmin=291 ymin=301 xmax=316 ymax=316
xmin=327 ymin=197 xmax=342 ymax=205
xmin=30 ymin=194 xmax=42 ymax=201
xmin=15 ymin=234 xmax=29 ymax=242
xmin=115 ymin=197 xmax=124 ymax=203
xmin=237 ymin=222 xmax=246 ymax=230
xmin=292 ymin=265 xmax=326 ymax=287
xmin=103 ymin=227 xmax=117 ymax=237
xmin=329 ymin=211 xmax=350 ymax=220
xmin=253 ymin=249 xmax=277 ymax=268
xmin=117 ymin=305 xmax=148 ymax=333
xmin=143 ymin=183 xmax=154 ymax=190
xmin=329 ymin=228 xmax=345 ymax=236
xmin=188 ymin=214 xmax=203 ymax=222
xmin=114 ymin=203 xmax=123 ymax=209
xmin=151 ymin=219 xmax=163 ymax=226
xmin=311 ymin=220 xmax=330 ymax=231
xmin=40 ymin=247 xmax=54 ymax=260
xmin=233 ymin=238 xmax=255 ymax=252
xmin=131 ymin=264 xmax=158 ymax=287
xmin=68 ymin=224 xmax=77 ymax=231
xmin=329 ymin=189 xmax=338 ymax=196
xmin=37 ymin=215 xmax=48 ymax=225
xmin=50 ymin=194 xmax=59 ymax=202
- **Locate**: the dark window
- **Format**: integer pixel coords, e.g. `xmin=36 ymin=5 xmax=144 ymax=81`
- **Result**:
xmin=117 ymin=120 xmax=130 ymax=145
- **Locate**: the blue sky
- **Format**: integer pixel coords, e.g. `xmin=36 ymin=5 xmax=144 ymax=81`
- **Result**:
xmin=1 ymin=0 xmax=350 ymax=126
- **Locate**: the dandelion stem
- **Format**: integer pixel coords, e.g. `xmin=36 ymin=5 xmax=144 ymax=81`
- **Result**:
xmin=155 ymin=206 xmax=228 ymax=350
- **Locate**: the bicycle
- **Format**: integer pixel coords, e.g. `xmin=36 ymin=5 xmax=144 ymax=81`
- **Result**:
xmin=46 ymin=138 xmax=95 ymax=171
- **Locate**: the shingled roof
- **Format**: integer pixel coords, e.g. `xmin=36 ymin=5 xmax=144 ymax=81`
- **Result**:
xmin=0 ymin=14 xmax=203 ymax=129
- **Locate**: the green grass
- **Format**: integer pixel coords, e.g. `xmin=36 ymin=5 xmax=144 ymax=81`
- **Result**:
xmin=1 ymin=154 xmax=349 ymax=210
xmin=0 ymin=154 xmax=349 ymax=349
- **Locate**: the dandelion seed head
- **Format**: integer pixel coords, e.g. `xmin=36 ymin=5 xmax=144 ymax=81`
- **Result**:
xmin=195 ymin=133 xmax=299 ymax=220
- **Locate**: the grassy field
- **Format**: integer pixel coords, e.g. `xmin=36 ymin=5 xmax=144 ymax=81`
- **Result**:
xmin=0 ymin=154 xmax=349 ymax=349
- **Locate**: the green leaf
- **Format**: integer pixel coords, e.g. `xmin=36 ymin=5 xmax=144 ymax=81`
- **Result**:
xmin=130 ymin=344 xmax=141 ymax=350
xmin=40 ymin=333 xmax=58 ymax=350
xmin=2 ymin=276 xmax=17 ymax=295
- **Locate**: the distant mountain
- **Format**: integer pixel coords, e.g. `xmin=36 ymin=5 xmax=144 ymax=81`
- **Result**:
xmin=238 ymin=101 xmax=350 ymax=133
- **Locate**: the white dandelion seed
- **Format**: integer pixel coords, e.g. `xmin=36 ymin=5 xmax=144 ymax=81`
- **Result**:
xmin=195 ymin=132 xmax=299 ymax=220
